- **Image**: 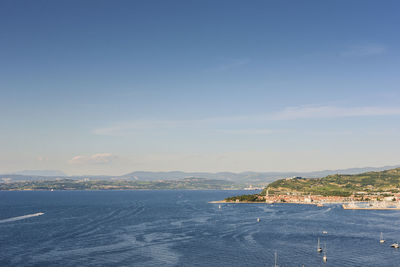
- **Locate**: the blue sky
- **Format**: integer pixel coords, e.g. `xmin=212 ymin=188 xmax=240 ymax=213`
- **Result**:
xmin=1 ymin=0 xmax=400 ymax=175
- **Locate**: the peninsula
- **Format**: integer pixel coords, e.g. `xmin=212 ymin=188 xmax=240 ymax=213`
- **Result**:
xmin=221 ymin=168 xmax=400 ymax=209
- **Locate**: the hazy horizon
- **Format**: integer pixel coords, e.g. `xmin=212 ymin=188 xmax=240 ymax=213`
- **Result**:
xmin=4 ymin=163 xmax=400 ymax=178
xmin=1 ymin=0 xmax=400 ymax=175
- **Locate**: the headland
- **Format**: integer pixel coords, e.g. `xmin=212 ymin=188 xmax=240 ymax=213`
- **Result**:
xmin=218 ymin=167 xmax=400 ymax=210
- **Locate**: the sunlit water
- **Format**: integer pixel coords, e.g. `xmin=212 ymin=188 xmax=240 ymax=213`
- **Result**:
xmin=1 ymin=190 xmax=400 ymax=266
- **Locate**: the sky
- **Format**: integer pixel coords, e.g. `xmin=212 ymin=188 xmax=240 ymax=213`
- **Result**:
xmin=1 ymin=0 xmax=400 ymax=175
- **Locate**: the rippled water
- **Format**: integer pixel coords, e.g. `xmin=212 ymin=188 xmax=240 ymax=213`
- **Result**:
xmin=1 ymin=190 xmax=400 ymax=266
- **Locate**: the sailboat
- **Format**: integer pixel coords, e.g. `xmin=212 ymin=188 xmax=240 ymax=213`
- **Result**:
xmin=323 ymin=243 xmax=327 ymax=262
xmin=317 ymin=238 xmax=322 ymax=252
xmin=218 ymin=205 xmax=221 ymax=209
xmin=391 ymin=242 xmax=399 ymax=248
xmin=380 ymin=232 xmax=385 ymax=243
xmin=257 ymin=218 xmax=260 ymax=222
xmin=274 ymin=251 xmax=279 ymax=267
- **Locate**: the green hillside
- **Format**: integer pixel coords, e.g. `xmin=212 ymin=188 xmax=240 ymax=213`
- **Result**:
xmin=262 ymin=168 xmax=400 ymax=197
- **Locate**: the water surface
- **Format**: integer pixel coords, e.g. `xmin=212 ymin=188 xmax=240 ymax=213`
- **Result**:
xmin=1 ymin=190 xmax=400 ymax=266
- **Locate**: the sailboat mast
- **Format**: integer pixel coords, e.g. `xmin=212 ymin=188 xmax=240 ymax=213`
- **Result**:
xmin=317 ymin=237 xmax=322 ymax=252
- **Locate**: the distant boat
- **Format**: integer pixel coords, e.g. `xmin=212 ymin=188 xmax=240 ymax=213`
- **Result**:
xmin=257 ymin=218 xmax=260 ymax=222
xmin=274 ymin=251 xmax=279 ymax=267
xmin=218 ymin=205 xmax=221 ymax=209
xmin=322 ymin=231 xmax=328 ymax=234
xmin=380 ymin=232 xmax=385 ymax=243
xmin=323 ymin=243 xmax=327 ymax=262
xmin=391 ymin=242 xmax=399 ymax=248
xmin=317 ymin=238 xmax=322 ymax=253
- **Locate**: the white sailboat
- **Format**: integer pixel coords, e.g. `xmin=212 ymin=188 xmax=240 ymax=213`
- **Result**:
xmin=218 ymin=204 xmax=221 ymax=209
xmin=317 ymin=238 xmax=322 ymax=252
xmin=323 ymin=243 xmax=327 ymax=262
xmin=391 ymin=242 xmax=399 ymax=248
xmin=274 ymin=251 xmax=279 ymax=267
xmin=380 ymin=232 xmax=385 ymax=243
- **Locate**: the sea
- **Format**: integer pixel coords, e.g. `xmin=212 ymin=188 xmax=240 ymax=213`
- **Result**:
xmin=1 ymin=190 xmax=400 ymax=267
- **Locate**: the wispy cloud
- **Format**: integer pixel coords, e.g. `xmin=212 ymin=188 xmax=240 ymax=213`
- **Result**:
xmin=216 ymin=129 xmax=275 ymax=135
xmin=68 ymin=153 xmax=117 ymax=165
xmin=93 ymin=120 xmax=200 ymax=136
xmin=93 ymin=105 xmax=400 ymax=136
xmin=266 ymin=105 xmax=400 ymax=120
xmin=340 ymin=43 xmax=386 ymax=57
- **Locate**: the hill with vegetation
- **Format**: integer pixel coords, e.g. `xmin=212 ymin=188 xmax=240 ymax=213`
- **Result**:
xmin=262 ymin=168 xmax=400 ymax=197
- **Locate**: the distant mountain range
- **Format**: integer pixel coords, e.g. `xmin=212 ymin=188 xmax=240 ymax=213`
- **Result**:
xmin=121 ymin=165 xmax=400 ymax=183
xmin=12 ymin=170 xmax=67 ymax=177
xmin=2 ymin=165 xmax=400 ymax=184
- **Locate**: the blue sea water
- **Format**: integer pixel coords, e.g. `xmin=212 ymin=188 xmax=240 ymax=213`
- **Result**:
xmin=1 ymin=190 xmax=400 ymax=267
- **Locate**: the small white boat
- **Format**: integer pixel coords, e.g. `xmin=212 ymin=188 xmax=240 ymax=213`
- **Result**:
xmin=391 ymin=242 xmax=399 ymax=248
xmin=380 ymin=232 xmax=385 ymax=243
xmin=317 ymin=238 xmax=322 ymax=253
xmin=322 ymin=231 xmax=328 ymax=234
xmin=323 ymin=243 xmax=327 ymax=262
xmin=257 ymin=218 xmax=260 ymax=222
xmin=218 ymin=205 xmax=221 ymax=209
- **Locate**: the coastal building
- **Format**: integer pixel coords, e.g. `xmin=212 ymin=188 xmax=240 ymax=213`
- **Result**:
xmin=285 ymin=176 xmax=303 ymax=181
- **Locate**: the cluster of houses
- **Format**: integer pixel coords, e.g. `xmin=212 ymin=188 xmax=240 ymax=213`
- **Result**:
xmin=258 ymin=191 xmax=400 ymax=204
xmin=261 ymin=194 xmax=348 ymax=204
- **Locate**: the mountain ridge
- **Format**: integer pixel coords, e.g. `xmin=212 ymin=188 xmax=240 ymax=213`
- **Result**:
xmin=2 ymin=164 xmax=399 ymax=184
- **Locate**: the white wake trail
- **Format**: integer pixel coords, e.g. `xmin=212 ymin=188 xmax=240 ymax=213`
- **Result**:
xmin=0 ymin=212 xmax=44 ymax=223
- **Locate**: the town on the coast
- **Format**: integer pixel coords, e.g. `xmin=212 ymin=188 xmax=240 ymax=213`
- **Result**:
xmin=220 ymin=168 xmax=400 ymax=210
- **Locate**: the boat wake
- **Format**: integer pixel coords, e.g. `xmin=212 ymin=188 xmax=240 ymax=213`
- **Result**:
xmin=0 ymin=212 xmax=44 ymax=224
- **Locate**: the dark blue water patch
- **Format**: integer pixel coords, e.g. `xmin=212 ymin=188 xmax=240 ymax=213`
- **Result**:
xmin=1 ymin=190 xmax=400 ymax=266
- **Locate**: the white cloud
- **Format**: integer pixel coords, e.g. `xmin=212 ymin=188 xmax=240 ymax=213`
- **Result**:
xmin=68 ymin=153 xmax=117 ymax=165
xmin=93 ymin=105 xmax=400 ymax=136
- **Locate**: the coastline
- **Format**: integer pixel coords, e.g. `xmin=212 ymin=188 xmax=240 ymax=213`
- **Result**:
xmin=342 ymin=204 xmax=400 ymax=210
xmin=0 ymin=188 xmax=246 ymax=192
xmin=209 ymin=200 xmax=328 ymax=205
xmin=210 ymin=200 xmax=400 ymax=210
